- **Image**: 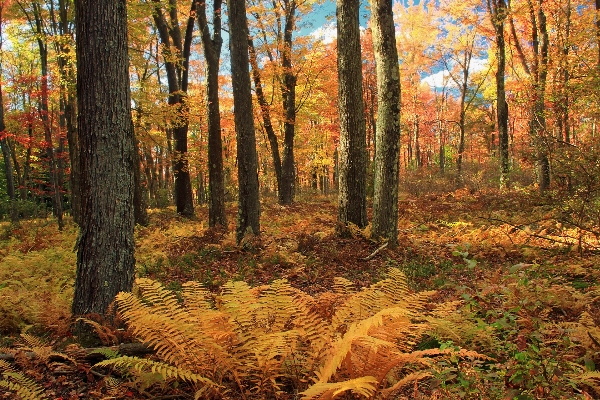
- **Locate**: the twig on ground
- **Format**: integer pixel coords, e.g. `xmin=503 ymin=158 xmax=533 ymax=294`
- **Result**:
xmin=363 ymin=242 xmax=388 ymax=261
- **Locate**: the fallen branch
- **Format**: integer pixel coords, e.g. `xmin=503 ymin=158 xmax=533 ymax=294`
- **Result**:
xmin=363 ymin=242 xmax=388 ymax=261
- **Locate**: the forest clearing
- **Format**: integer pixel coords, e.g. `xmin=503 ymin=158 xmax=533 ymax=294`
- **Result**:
xmin=1 ymin=186 xmax=600 ymax=399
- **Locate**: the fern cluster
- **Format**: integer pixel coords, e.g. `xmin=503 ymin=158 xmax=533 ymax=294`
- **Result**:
xmin=96 ymin=268 xmax=488 ymax=399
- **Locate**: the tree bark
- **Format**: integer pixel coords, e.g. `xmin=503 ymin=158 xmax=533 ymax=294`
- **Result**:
xmin=0 ymin=7 xmax=17 ymax=224
xmin=494 ymin=0 xmax=510 ymax=187
xmin=279 ymin=0 xmax=297 ymax=205
xmin=248 ymin=39 xmax=284 ymax=199
xmin=337 ymin=0 xmax=368 ymax=230
xmin=72 ymin=0 xmax=135 ymax=320
xmin=228 ymin=0 xmax=261 ymax=243
xmin=197 ymin=0 xmax=226 ymax=227
xmin=370 ymin=0 xmax=400 ymax=246
xmin=152 ymin=0 xmax=195 ymax=217
xmin=27 ymin=2 xmax=64 ymax=229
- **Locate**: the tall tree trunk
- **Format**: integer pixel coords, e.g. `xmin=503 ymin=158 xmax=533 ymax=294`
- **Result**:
xmin=52 ymin=0 xmax=80 ymax=224
xmin=370 ymin=0 xmax=400 ymax=246
xmin=494 ymin=0 xmax=510 ymax=187
xmin=228 ymin=0 xmax=261 ymax=243
xmin=152 ymin=0 xmax=195 ymax=217
xmin=279 ymin=0 xmax=297 ymax=205
xmin=0 ymin=7 xmax=17 ymax=224
xmin=337 ymin=0 xmax=368 ymax=230
xmin=30 ymin=3 xmax=64 ymax=229
xmin=72 ymin=0 xmax=135 ymax=320
xmin=197 ymin=0 xmax=226 ymax=227
xmin=248 ymin=39 xmax=284 ymax=199
xmin=531 ymin=0 xmax=550 ymax=191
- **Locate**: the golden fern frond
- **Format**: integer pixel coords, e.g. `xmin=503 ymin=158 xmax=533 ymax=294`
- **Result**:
xmin=18 ymin=333 xmax=75 ymax=366
xmin=379 ymin=370 xmax=431 ymax=397
xmin=333 ymin=277 xmax=356 ymax=295
xmin=253 ymin=279 xmax=300 ymax=334
xmin=115 ymin=290 xmax=231 ymax=373
xmin=182 ymin=281 xmax=213 ymax=313
xmin=573 ymin=371 xmax=600 ymax=394
xmin=331 ymin=268 xmax=415 ymax=333
xmin=134 ymin=278 xmax=189 ymax=323
xmin=76 ymin=317 xmax=119 ymax=345
xmin=413 ymin=347 xmax=493 ymax=361
xmin=19 ymin=333 xmax=47 ymax=349
xmin=351 ymin=335 xmax=432 ymax=380
xmin=0 ymin=371 xmax=46 ymax=400
xmin=94 ymin=355 xmax=217 ymax=388
xmin=251 ymin=330 xmax=301 ymax=369
xmin=219 ymin=280 xmax=260 ymax=333
xmin=317 ymin=306 xmax=414 ymax=384
xmin=301 ymin=376 xmax=378 ymax=400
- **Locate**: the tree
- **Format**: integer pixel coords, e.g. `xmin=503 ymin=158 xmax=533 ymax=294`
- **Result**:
xmin=370 ymin=0 xmax=400 ymax=246
xmin=437 ymin=1 xmax=489 ymax=179
xmin=197 ymin=0 xmax=226 ymax=227
xmin=151 ymin=0 xmax=195 ymax=217
xmin=0 ymin=4 xmax=17 ymax=224
xmin=337 ymin=0 xmax=367 ymax=230
xmin=16 ymin=0 xmax=65 ymax=229
xmin=71 ymin=0 xmax=135 ymax=319
xmin=487 ymin=0 xmax=509 ymax=186
xmin=228 ymin=0 xmax=261 ymax=243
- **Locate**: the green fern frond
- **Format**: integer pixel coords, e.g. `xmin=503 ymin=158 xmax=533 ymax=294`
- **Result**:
xmin=88 ymin=348 xmax=120 ymax=360
xmin=301 ymin=376 xmax=378 ymax=400
xmin=0 ymin=371 xmax=46 ymax=400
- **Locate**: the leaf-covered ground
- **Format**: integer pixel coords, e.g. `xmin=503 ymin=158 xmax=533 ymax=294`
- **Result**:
xmin=1 ymin=188 xmax=600 ymax=399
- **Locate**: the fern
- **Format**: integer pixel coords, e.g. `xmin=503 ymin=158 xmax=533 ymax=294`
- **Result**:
xmin=110 ymin=268 xmax=489 ymax=398
xmin=300 ymin=376 xmax=378 ymax=399
xmin=95 ymin=355 xmax=217 ymax=388
xmin=0 ymin=360 xmax=45 ymax=400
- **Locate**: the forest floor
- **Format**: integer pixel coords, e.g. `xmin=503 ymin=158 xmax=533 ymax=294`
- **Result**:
xmin=1 ymin=187 xmax=600 ymax=399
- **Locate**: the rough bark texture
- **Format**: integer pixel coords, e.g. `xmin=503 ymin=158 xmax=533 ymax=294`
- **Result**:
xmin=370 ymin=0 xmax=400 ymax=246
xmin=198 ymin=0 xmax=226 ymax=227
xmin=228 ymin=0 xmax=261 ymax=243
xmin=488 ymin=0 xmax=510 ymax=186
xmin=279 ymin=0 xmax=297 ymax=205
xmin=337 ymin=0 xmax=367 ymax=230
xmin=72 ymin=0 xmax=135 ymax=318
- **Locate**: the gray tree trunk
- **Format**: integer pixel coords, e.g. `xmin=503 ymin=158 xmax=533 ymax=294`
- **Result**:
xmin=198 ymin=0 xmax=227 ymax=227
xmin=370 ymin=0 xmax=400 ymax=246
xmin=72 ymin=0 xmax=135 ymax=320
xmin=228 ymin=0 xmax=261 ymax=243
xmin=337 ymin=0 xmax=367 ymax=230
xmin=493 ymin=0 xmax=510 ymax=187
